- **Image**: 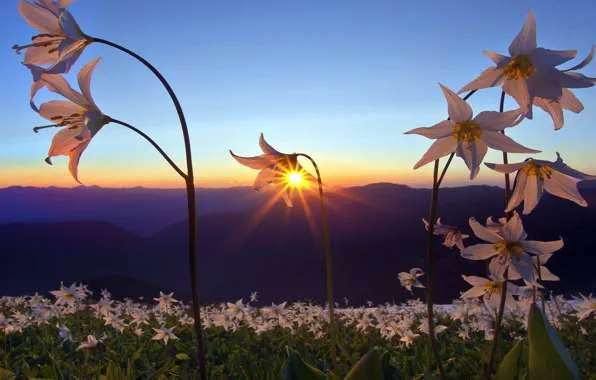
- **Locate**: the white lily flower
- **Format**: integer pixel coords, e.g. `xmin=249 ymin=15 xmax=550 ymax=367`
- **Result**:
xmin=486 ymin=152 xmax=596 ymax=214
xmin=574 ymin=294 xmax=596 ymax=321
xmin=250 ymin=292 xmax=258 ymax=303
xmin=399 ymin=329 xmax=420 ymax=348
xmin=56 ymin=323 xmax=72 ymax=342
xmin=262 ymin=302 xmax=287 ymax=319
xmin=151 ymin=326 xmax=178 ymax=345
xmin=461 ymin=272 xmax=519 ymax=310
xmin=76 ymin=334 xmax=99 ymax=350
xmin=418 ymin=318 xmax=447 ymax=337
xmin=458 ymin=324 xmax=471 ymax=340
xmin=405 ymin=84 xmax=539 ymax=179
xmin=154 ymin=292 xmax=178 ymax=306
xmin=423 ymin=217 xmax=469 ymax=250
xmin=461 ymin=213 xmax=563 ymax=285
xmin=398 ymin=268 xmax=425 ymax=293
xmin=230 ymin=134 xmax=316 ymax=207
xmin=32 ymin=58 xmax=111 ymax=183
xmin=485 ymin=216 xmax=507 ymax=232
xmin=50 ymin=282 xmax=81 ymax=306
xmin=458 ymin=10 xmax=595 ymax=123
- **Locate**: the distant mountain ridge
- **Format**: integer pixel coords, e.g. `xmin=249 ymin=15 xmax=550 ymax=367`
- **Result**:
xmin=1 ymin=182 xmax=595 ymax=304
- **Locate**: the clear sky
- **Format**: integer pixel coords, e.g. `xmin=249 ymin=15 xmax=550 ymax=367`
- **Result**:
xmin=1 ymin=0 xmax=595 ymax=189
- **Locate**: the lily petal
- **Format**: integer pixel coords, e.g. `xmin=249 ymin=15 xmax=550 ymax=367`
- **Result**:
xmin=259 ymin=133 xmax=282 ymax=155
xmin=412 ymin=137 xmax=456 ymax=170
xmin=456 ymin=140 xmax=488 ymax=180
xmin=458 ymin=66 xmax=505 ymax=94
xmin=77 ymin=58 xmax=101 ymax=110
xmin=439 ymin=83 xmax=472 ymax=122
xmin=509 ymin=10 xmax=537 ymax=56
xmin=404 ymin=120 xmax=455 ymax=139
xmin=522 ymin=238 xmax=564 ymax=255
xmin=485 ymin=161 xmax=528 ymax=174
xmin=473 ymin=109 xmax=524 ymax=131
xmin=469 ymin=217 xmax=501 ymax=243
xmin=500 ymin=212 xmax=527 ymax=242
xmin=543 ymin=171 xmax=587 ymax=206
xmin=461 ymin=244 xmax=498 ymax=260
xmin=480 ymin=131 xmax=540 ymax=154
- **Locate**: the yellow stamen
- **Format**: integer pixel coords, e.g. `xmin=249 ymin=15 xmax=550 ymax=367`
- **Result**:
xmin=493 ymin=239 xmax=524 ymax=261
xmin=522 ymin=161 xmax=553 ymax=179
xmin=485 ymin=281 xmax=502 ymax=294
xmin=503 ymin=55 xmax=536 ymax=80
xmin=453 ymin=121 xmax=483 ymax=142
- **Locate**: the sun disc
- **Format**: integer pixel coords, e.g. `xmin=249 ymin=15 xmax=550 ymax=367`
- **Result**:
xmin=288 ymin=172 xmax=302 ymax=185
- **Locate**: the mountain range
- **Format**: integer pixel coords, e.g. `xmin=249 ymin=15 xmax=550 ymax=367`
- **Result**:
xmin=1 ymin=182 xmax=595 ymax=305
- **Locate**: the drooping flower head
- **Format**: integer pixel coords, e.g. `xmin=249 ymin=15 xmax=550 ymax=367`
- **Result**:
xmin=461 ymin=212 xmax=563 ymax=285
xmin=398 ymin=268 xmax=425 ymax=293
xmin=31 ymin=58 xmax=110 ymax=183
xmin=230 ymin=134 xmax=316 ymax=207
xmin=13 ymin=1 xmax=92 ymax=108
xmin=486 ymin=152 xmax=596 ymax=214
xmin=405 ymin=84 xmax=540 ymax=179
xmin=458 ymin=10 xmax=594 ymax=126
xmin=423 ymin=217 xmax=469 ymax=250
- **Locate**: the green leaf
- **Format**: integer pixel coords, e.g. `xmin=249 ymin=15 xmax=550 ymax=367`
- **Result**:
xmin=344 ymin=348 xmax=384 ymax=380
xmin=280 ymin=347 xmax=327 ymax=380
xmin=494 ymin=340 xmax=524 ymax=380
xmin=527 ymin=304 xmax=580 ymax=380
xmin=50 ymin=356 xmax=64 ymax=380
xmin=175 ymin=353 xmax=190 ymax=361
xmin=381 ymin=351 xmax=397 ymax=380
xmin=0 ymin=369 xmax=15 ymax=380
xmin=327 ymin=372 xmax=341 ymax=380
xmin=131 ymin=347 xmax=143 ymax=361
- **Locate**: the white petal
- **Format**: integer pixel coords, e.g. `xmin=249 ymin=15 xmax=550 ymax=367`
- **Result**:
xmin=522 ymin=238 xmax=564 ymax=255
xmin=552 ymin=155 xmax=596 ymax=180
xmin=559 ymin=89 xmax=583 ymax=113
xmin=68 ymin=139 xmax=90 ymax=184
xmin=481 ymin=131 xmax=540 ymax=154
xmin=469 ymin=217 xmax=501 ymax=243
xmin=439 ymin=83 xmax=472 ymax=122
xmin=506 ymin=171 xmax=528 ymax=213
xmin=487 ymin=293 xmax=501 ymax=310
xmin=556 ymin=71 xmax=595 ymax=89
xmin=462 ymin=275 xmax=489 ymax=287
xmin=23 ymin=39 xmax=60 ymax=65
xmin=253 ymin=167 xmax=276 ymax=191
xmin=229 ymin=151 xmax=278 ymax=170
xmin=457 ymin=67 xmax=505 ymax=94
xmin=77 ymin=58 xmax=101 ymax=109
xmin=404 ymin=120 xmax=455 ymax=139
xmin=540 ymin=266 xmax=560 ymax=281
xmin=485 ymin=161 xmax=528 ymax=174
xmin=29 ymin=80 xmax=46 ymax=112
xmin=562 ymin=45 xmax=594 ymax=72
xmin=543 ymin=170 xmax=587 ymax=206
xmin=58 ymin=9 xmax=85 ymax=39
xmin=412 ymin=137 xmax=456 ymax=170
xmin=456 ymin=140 xmax=487 ymax=180
xmin=484 ymin=51 xmax=512 ymax=66
xmin=18 ymin=0 xmax=59 ymax=34
xmin=259 ymin=133 xmax=282 ymax=155
xmin=522 ymin=174 xmax=542 ymax=214
xmin=503 ymin=79 xmax=532 ymax=118
xmin=46 ymin=126 xmax=88 ymax=162
xmin=508 ymin=10 xmax=537 ymax=56
xmin=473 ymin=109 xmax=524 ymax=131
xmin=40 ymin=73 xmax=88 ymax=107
xmin=530 ymin=48 xmax=577 ymax=68
xmin=59 ymin=0 xmax=77 ymax=7
xmin=500 ymin=212 xmax=526 ymax=242
xmin=281 ymin=189 xmax=293 ymax=208
xmin=533 ymin=97 xmax=564 ymax=130
xmin=461 ymin=244 xmax=498 ymax=260
xmin=461 ymin=286 xmax=487 ymax=298
xmin=39 ymin=100 xmax=85 ymax=122
xmin=535 ymin=252 xmax=553 ymax=265
xmin=510 ymin=253 xmax=536 ymax=283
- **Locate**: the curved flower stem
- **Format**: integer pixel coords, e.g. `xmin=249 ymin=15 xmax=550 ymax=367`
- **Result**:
xmin=486 ymin=90 xmax=512 ymax=380
xmin=296 ymin=153 xmax=339 ymax=376
xmin=91 ymin=37 xmax=207 ymax=380
xmin=109 ymin=118 xmax=188 ymax=180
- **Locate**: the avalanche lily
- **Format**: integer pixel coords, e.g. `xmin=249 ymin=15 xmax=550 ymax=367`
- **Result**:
xmin=461 ymin=273 xmax=520 ymax=310
xmin=458 ymin=10 xmax=595 ymax=121
xmin=151 ymin=326 xmax=178 ymax=345
xmin=486 ymin=152 xmax=596 ymax=214
xmin=423 ymin=217 xmax=469 ymax=250
xmin=76 ymin=334 xmax=99 ymax=350
xmin=32 ymin=58 xmax=111 ymax=183
xmin=398 ymin=268 xmax=425 ymax=293
xmin=405 ymin=84 xmax=539 ymax=179
xmin=461 ymin=213 xmax=563 ymax=285
xmin=230 ymin=133 xmax=316 ymax=207
xmin=400 ymin=329 xmax=420 ymax=348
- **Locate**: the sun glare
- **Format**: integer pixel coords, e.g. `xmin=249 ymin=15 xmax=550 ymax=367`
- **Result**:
xmin=288 ymin=172 xmax=302 ymax=185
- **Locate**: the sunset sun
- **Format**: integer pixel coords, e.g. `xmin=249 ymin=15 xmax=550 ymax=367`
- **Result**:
xmin=288 ymin=172 xmax=302 ymax=185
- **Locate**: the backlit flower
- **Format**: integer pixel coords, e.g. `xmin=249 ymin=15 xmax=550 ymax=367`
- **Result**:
xmin=230 ymin=134 xmax=315 ymax=207
xmin=405 ymin=84 xmax=539 ymax=179
xmin=151 ymin=326 xmax=178 ymax=345
xmin=423 ymin=217 xmax=469 ymax=250
xmin=486 ymin=152 xmax=596 ymax=214
xmin=398 ymin=268 xmax=425 ymax=293
xmin=461 ymin=213 xmax=563 ymax=285
xmin=399 ymin=329 xmax=420 ymax=348
xmin=458 ymin=11 xmax=594 ymax=121
xmin=574 ymin=295 xmax=596 ymax=321
xmin=461 ymin=273 xmax=519 ymax=310
xmin=32 ymin=58 xmax=110 ymax=183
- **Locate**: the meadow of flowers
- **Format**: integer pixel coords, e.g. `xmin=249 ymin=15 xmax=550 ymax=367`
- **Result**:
xmin=0 ymin=285 xmax=595 ymax=379
xmin=7 ymin=0 xmax=596 ymax=378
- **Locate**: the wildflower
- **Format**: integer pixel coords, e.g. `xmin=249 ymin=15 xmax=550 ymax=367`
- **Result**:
xmin=32 ymin=58 xmax=111 ymax=183
xmin=134 ymin=328 xmax=144 ymax=337
xmin=458 ymin=10 xmax=594 ymax=122
xmin=400 ymin=329 xmax=420 ymax=348
xmin=398 ymin=268 xmax=425 ymax=293
xmin=461 ymin=274 xmax=519 ymax=310
xmin=50 ymin=282 xmax=81 ymax=306
xmin=418 ymin=318 xmax=447 ymax=337
xmin=89 ymin=299 xmax=112 ymax=317
xmin=226 ymin=299 xmax=247 ymax=317
xmin=423 ymin=217 xmax=469 ymax=250
xmin=405 ymin=84 xmax=539 ymax=179
xmin=56 ymin=323 xmax=72 ymax=343
xmin=230 ymin=133 xmax=316 ymax=207
xmin=486 ymin=152 xmax=596 ymax=214
xmin=574 ymin=295 xmax=596 ymax=321
xmin=356 ymin=314 xmax=374 ymax=331
xmin=151 ymin=326 xmax=178 ymax=345
xmin=458 ymin=324 xmax=471 ymax=340
xmin=250 ymin=292 xmax=258 ymax=303
xmin=76 ymin=335 xmax=99 ymax=350
xmin=262 ymin=302 xmax=287 ymax=319
xmin=154 ymin=291 xmax=178 ymax=310
xmin=461 ymin=212 xmax=563 ymax=284
xmin=0 ymin=314 xmax=13 ymax=334
xmin=486 ymin=216 xmax=507 ymax=232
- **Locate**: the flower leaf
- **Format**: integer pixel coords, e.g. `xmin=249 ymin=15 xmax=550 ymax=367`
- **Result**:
xmin=280 ymin=347 xmax=327 ymax=380
xmin=344 ymin=348 xmax=384 ymax=380
xmin=528 ymin=304 xmax=580 ymax=380
xmin=494 ymin=340 xmax=524 ymax=380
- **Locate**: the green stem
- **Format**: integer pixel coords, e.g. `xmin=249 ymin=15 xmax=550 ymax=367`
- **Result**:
xmin=296 ymin=153 xmax=339 ymax=376
xmin=3 ymin=327 xmax=6 ymax=369
xmin=91 ymin=37 xmax=207 ymax=380
xmin=485 ymin=90 xmax=512 ymax=379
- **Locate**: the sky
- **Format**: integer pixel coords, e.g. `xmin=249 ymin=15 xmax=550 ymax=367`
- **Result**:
xmin=1 ymin=0 xmax=596 ymax=189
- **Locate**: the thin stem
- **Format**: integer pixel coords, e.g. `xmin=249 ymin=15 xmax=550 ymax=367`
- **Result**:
xmin=436 ymin=153 xmax=454 ymax=188
xmin=498 ymin=92 xmax=513 ymax=220
xmin=109 ymin=118 xmax=187 ymax=180
xmin=425 ymin=159 xmax=447 ymax=380
xmin=296 ymin=153 xmax=339 ymax=376
xmin=3 ymin=327 xmax=6 ymax=369
xmin=92 ymin=37 xmax=207 ymax=380
xmin=486 ymin=269 xmax=509 ymax=379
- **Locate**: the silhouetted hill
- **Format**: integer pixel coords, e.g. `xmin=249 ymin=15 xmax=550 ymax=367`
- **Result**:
xmin=1 ymin=184 xmax=595 ymax=304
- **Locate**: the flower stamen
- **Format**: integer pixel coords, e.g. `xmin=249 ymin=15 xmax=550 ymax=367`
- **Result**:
xmin=503 ymin=55 xmax=536 ymax=80
xmin=453 ymin=121 xmax=483 ymax=142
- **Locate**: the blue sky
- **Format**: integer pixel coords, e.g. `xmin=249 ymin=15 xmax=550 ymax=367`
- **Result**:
xmin=1 ymin=0 xmax=595 ymax=188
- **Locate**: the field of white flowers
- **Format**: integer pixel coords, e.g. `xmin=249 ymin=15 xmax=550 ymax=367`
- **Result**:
xmin=0 ymin=284 xmax=594 ymax=379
